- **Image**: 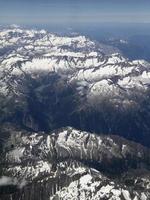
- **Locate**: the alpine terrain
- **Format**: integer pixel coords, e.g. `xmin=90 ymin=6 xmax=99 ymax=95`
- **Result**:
xmin=0 ymin=26 xmax=150 ymax=200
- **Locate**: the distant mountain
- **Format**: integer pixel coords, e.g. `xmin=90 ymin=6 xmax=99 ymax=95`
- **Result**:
xmin=103 ymin=35 xmax=150 ymax=61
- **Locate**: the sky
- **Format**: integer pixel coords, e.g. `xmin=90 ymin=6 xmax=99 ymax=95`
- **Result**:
xmin=0 ymin=0 xmax=150 ymax=25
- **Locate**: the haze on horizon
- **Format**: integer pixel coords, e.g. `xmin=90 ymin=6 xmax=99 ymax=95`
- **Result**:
xmin=0 ymin=0 xmax=150 ymax=26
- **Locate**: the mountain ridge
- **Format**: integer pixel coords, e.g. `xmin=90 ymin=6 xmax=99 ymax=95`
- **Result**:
xmin=0 ymin=125 xmax=150 ymax=199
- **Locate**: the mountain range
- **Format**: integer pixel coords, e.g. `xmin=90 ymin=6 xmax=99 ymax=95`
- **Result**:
xmin=0 ymin=26 xmax=150 ymax=199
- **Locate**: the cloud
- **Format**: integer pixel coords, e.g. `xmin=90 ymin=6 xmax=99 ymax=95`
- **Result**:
xmin=0 ymin=176 xmax=17 ymax=186
xmin=0 ymin=176 xmax=27 ymax=189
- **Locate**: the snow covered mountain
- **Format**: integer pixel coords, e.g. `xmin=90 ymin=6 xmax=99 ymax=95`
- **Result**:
xmin=0 ymin=26 xmax=150 ymax=145
xmin=0 ymin=26 xmax=150 ymax=107
xmin=0 ymin=125 xmax=150 ymax=199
